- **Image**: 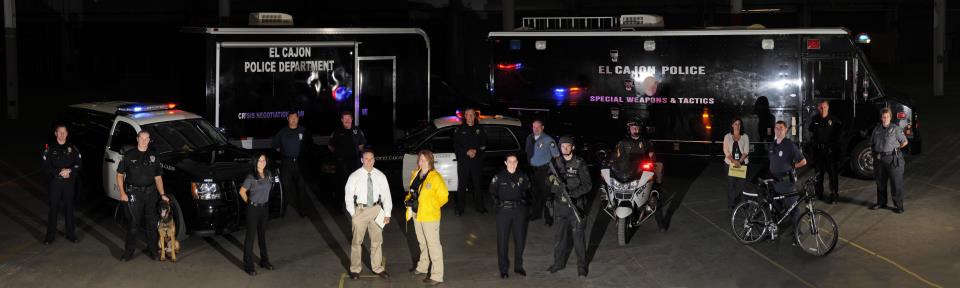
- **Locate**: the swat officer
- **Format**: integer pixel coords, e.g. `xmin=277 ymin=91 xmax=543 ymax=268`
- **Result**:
xmin=809 ymin=100 xmax=842 ymax=204
xmin=273 ymin=111 xmax=314 ymax=217
xmin=42 ymin=124 xmax=82 ymax=245
xmin=869 ymin=108 xmax=908 ymax=214
xmin=490 ymin=153 xmax=530 ymax=279
xmin=524 ymin=119 xmax=560 ymax=225
xmin=453 ymin=108 xmax=487 ymax=215
xmin=769 ymin=121 xmax=807 ymax=226
xmin=546 ymin=136 xmax=591 ymax=278
xmin=117 ymin=130 xmax=169 ymax=261
xmin=329 ymin=111 xmax=366 ymax=214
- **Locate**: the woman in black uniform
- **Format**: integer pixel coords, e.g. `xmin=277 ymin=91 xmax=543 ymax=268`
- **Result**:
xmin=239 ymin=153 xmax=275 ymax=276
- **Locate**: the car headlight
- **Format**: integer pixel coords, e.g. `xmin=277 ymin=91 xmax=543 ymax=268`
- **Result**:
xmin=191 ymin=180 xmax=221 ymax=200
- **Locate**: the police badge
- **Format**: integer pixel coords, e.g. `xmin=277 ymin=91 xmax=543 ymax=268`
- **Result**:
xmin=150 ymin=155 xmax=156 ymax=163
xmin=828 ymin=120 xmax=833 ymax=126
xmin=298 ymin=133 xmax=303 ymax=140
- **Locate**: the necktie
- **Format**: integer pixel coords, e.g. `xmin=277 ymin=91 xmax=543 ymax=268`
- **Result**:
xmin=367 ymin=173 xmax=374 ymax=207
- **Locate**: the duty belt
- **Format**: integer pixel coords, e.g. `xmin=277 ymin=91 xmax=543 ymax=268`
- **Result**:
xmin=499 ymin=200 xmax=523 ymax=208
xmin=126 ymin=184 xmax=155 ymax=190
xmin=249 ymin=202 xmax=268 ymax=207
xmin=876 ymin=151 xmax=898 ymax=156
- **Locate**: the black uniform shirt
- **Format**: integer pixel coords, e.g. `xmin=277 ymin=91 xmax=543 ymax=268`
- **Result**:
xmin=272 ymin=126 xmax=310 ymax=159
xmin=490 ymin=169 xmax=530 ymax=202
xmin=42 ymin=142 xmax=82 ymax=180
xmin=616 ymin=136 xmax=651 ymax=161
xmin=768 ymin=138 xmax=804 ymax=177
xmin=117 ymin=148 xmax=163 ymax=186
xmin=453 ymin=123 xmax=486 ymax=158
xmin=809 ymin=114 xmax=842 ymax=145
xmin=329 ymin=125 xmax=366 ymax=159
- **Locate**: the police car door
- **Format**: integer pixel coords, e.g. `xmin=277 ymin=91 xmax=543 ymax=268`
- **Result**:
xmin=103 ymin=119 xmax=139 ymax=201
xmin=402 ymin=127 xmax=458 ymax=191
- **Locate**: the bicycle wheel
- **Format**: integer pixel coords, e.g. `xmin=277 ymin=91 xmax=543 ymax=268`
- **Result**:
xmin=731 ymin=200 xmax=769 ymax=244
xmin=795 ymin=209 xmax=839 ymax=256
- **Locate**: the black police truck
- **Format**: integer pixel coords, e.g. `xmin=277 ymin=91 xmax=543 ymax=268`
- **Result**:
xmin=488 ymin=16 xmax=920 ymax=178
xmin=55 ymin=102 xmax=283 ymax=239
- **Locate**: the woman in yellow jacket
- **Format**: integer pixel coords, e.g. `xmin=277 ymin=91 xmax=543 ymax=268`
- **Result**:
xmin=405 ymin=150 xmax=449 ymax=285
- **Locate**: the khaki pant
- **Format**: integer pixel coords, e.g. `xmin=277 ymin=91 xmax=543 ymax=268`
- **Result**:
xmin=414 ymin=220 xmax=443 ymax=282
xmin=350 ymin=205 xmax=385 ymax=273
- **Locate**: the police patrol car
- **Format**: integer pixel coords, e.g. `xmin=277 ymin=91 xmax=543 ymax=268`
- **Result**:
xmin=54 ymin=101 xmax=283 ymax=239
xmin=397 ymin=114 xmax=527 ymax=191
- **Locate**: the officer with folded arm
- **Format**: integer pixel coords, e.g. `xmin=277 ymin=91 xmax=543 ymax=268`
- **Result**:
xmin=42 ymin=124 xmax=82 ymax=245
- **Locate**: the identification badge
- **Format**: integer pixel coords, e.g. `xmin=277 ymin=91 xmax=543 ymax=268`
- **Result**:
xmin=298 ymin=133 xmax=303 ymax=140
xmin=828 ymin=120 xmax=833 ymax=126
xmin=778 ymin=151 xmax=783 ymax=157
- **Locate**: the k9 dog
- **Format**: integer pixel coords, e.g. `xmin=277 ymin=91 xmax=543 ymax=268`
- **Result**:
xmin=157 ymin=200 xmax=180 ymax=262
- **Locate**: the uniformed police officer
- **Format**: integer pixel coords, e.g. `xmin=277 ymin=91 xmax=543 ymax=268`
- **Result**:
xmin=329 ymin=111 xmax=366 ymax=214
xmin=490 ymin=153 xmax=530 ymax=279
xmin=42 ymin=124 xmax=82 ymax=245
xmin=616 ymin=120 xmax=662 ymax=185
xmin=524 ymin=119 xmax=560 ymax=225
xmin=809 ymin=100 xmax=842 ymax=204
xmin=869 ymin=108 xmax=908 ymax=214
xmin=273 ymin=111 xmax=314 ymax=217
xmin=453 ymin=108 xmax=487 ymax=215
xmin=769 ymin=121 xmax=807 ymax=226
xmin=117 ymin=130 xmax=169 ymax=261
xmin=546 ymin=136 xmax=591 ymax=278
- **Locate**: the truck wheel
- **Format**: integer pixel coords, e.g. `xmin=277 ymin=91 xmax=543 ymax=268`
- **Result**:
xmin=850 ymin=140 xmax=875 ymax=179
xmin=167 ymin=195 xmax=188 ymax=241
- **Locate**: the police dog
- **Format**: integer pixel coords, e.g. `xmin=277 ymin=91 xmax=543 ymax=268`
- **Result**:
xmin=157 ymin=200 xmax=180 ymax=262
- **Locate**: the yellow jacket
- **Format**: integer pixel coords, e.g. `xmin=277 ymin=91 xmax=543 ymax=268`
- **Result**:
xmin=405 ymin=169 xmax=449 ymax=222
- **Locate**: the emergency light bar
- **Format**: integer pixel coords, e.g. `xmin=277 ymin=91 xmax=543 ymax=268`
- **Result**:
xmin=117 ymin=103 xmax=177 ymax=114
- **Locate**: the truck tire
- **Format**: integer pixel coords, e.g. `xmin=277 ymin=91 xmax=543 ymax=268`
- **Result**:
xmin=167 ymin=195 xmax=188 ymax=241
xmin=850 ymin=140 xmax=875 ymax=179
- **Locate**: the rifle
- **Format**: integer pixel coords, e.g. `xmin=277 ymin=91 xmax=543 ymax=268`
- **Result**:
xmin=548 ymin=159 xmax=583 ymax=224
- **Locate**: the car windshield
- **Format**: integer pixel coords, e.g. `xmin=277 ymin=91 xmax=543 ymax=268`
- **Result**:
xmin=400 ymin=124 xmax=437 ymax=149
xmin=142 ymin=119 xmax=228 ymax=154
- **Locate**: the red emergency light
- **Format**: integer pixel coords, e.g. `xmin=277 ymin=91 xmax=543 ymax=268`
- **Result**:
xmin=896 ymin=112 xmax=907 ymax=120
xmin=640 ymin=162 xmax=654 ymax=172
xmin=496 ymin=63 xmax=523 ymax=71
xmin=806 ymin=39 xmax=821 ymax=50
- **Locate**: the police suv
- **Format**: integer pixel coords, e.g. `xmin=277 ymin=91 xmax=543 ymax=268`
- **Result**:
xmin=395 ymin=114 xmax=527 ymax=191
xmin=55 ymin=102 xmax=283 ymax=239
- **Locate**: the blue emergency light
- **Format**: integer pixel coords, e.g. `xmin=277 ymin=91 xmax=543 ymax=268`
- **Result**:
xmin=856 ymin=33 xmax=871 ymax=44
xmin=116 ymin=103 xmax=177 ymax=114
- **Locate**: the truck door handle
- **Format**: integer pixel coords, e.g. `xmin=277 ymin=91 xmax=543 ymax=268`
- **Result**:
xmin=105 ymin=158 xmax=115 ymax=163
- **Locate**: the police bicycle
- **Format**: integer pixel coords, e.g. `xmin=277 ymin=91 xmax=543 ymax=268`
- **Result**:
xmin=730 ymin=177 xmax=839 ymax=256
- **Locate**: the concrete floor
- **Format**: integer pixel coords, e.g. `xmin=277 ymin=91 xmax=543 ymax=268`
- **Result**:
xmin=2 ymin=99 xmax=960 ymax=288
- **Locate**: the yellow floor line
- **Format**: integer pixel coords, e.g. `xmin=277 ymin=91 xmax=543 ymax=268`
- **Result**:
xmin=684 ymin=204 xmax=817 ymax=288
xmin=837 ymin=236 xmax=943 ymax=288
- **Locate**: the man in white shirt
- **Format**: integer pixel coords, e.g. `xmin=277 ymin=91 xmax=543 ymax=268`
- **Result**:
xmin=345 ymin=149 xmax=393 ymax=279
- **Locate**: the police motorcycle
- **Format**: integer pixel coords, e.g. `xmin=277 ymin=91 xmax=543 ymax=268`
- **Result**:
xmin=599 ymin=153 xmax=665 ymax=246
